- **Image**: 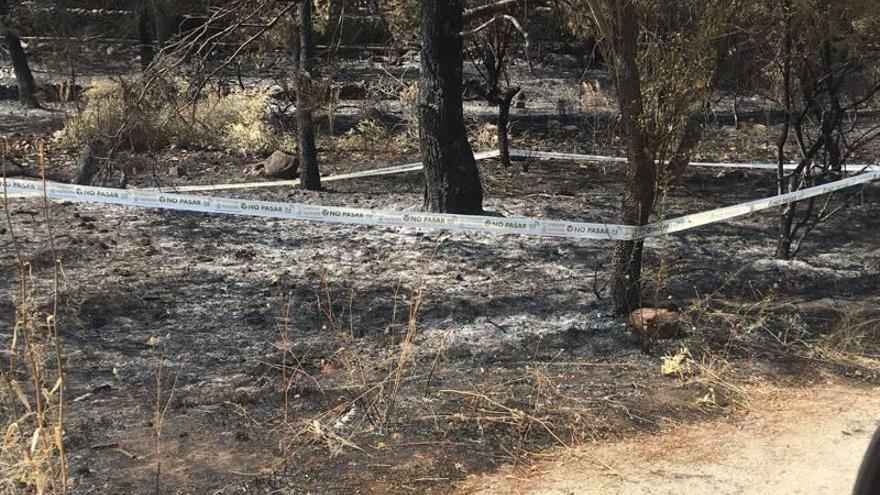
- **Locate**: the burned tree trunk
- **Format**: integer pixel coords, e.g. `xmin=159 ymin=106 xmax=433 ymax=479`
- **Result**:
xmin=419 ymin=0 xmax=483 ymax=214
xmin=3 ymin=31 xmax=36 ymax=107
xmin=296 ymin=0 xmax=321 ymax=191
xmin=608 ymin=1 xmax=656 ymax=314
xmin=774 ymin=0 xmax=794 ymax=260
xmin=152 ymin=1 xmax=175 ymax=49
xmin=138 ymin=5 xmax=155 ymax=70
xmin=0 ymin=0 xmax=38 ymax=108
xmin=496 ymin=88 xmax=519 ymax=168
xmin=772 ymin=0 xmax=848 ymax=260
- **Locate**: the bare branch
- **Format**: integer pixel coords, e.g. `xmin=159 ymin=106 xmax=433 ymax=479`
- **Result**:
xmin=184 ymin=1 xmax=298 ymax=99
xmin=459 ymin=14 xmax=531 ymax=68
xmin=463 ymin=0 xmax=518 ymax=21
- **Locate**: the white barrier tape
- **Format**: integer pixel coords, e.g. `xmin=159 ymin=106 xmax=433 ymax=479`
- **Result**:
xmin=508 ymin=149 xmax=880 ymax=173
xmin=511 ymin=149 xmax=628 ymax=164
xmin=3 ymin=147 xmax=872 ymax=199
xmin=3 ymin=169 xmax=878 ymax=241
xmin=0 ymin=177 xmax=637 ymax=240
xmin=0 ymin=158 xmax=432 ymax=197
xmin=147 ymin=149 xmax=502 ymax=193
xmin=640 ymin=169 xmax=880 ymax=237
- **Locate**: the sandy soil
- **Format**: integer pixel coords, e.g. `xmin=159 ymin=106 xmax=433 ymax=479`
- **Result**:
xmin=461 ymin=383 xmax=880 ymax=494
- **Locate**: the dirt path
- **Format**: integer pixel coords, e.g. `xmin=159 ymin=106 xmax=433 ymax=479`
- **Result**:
xmin=460 ymin=383 xmax=880 ymax=494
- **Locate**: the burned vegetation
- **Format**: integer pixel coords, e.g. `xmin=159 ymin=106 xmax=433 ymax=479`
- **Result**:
xmin=1 ymin=1 xmax=880 ymax=494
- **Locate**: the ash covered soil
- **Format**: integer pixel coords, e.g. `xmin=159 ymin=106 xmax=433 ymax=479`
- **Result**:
xmin=2 ymin=148 xmax=880 ymax=494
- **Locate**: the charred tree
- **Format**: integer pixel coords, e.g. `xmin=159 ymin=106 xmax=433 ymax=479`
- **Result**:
xmin=152 ymin=1 xmax=175 ymax=48
xmin=581 ymin=0 xmax=728 ymax=313
xmin=774 ymin=0 xmax=795 ymax=260
xmin=495 ymin=88 xmax=519 ymax=167
xmin=607 ymin=1 xmax=656 ymax=314
xmin=0 ymin=0 xmax=38 ymax=108
xmin=296 ymin=0 xmax=321 ymax=191
xmin=3 ymin=31 xmax=36 ymax=107
xmin=464 ymin=6 xmax=529 ymax=169
xmin=138 ymin=4 xmax=156 ymax=70
xmin=419 ymin=0 xmax=483 ymax=214
xmin=771 ymin=0 xmax=877 ymax=260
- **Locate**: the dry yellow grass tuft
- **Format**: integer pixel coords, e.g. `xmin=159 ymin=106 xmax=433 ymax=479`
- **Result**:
xmin=58 ymin=78 xmax=294 ymax=154
xmin=1 ymin=141 xmax=69 ymax=494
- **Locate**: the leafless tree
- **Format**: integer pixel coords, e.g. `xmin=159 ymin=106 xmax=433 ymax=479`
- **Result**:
xmin=773 ymin=0 xmax=880 ymax=259
xmin=464 ymin=1 xmax=531 ymax=168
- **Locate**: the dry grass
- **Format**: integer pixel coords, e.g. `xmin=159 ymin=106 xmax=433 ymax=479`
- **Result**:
xmin=58 ymin=78 xmax=295 ymax=154
xmin=673 ymin=275 xmax=880 ymax=410
xmin=440 ymin=380 xmax=569 ymax=454
xmin=811 ymin=311 xmax=880 ymax=372
xmin=680 ymin=279 xmax=787 ymax=342
xmin=659 ymin=346 xmax=750 ymax=410
xmin=682 ymin=279 xmax=880 ymax=378
xmin=1 ymin=140 xmax=69 ymax=494
xmin=338 ymin=119 xmax=393 ymax=152
xmin=263 ymin=268 xmax=428 ymax=463
xmin=470 ymin=123 xmax=499 ymax=150
xmin=338 ymin=75 xmax=420 ymax=154
xmin=148 ymin=334 xmax=182 ymax=495
xmin=431 ymin=362 xmax=588 ymax=466
xmin=397 ymin=83 xmax=420 ymax=140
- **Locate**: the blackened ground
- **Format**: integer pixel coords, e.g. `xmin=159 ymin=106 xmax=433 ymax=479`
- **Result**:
xmin=2 ymin=147 xmax=879 ymax=494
